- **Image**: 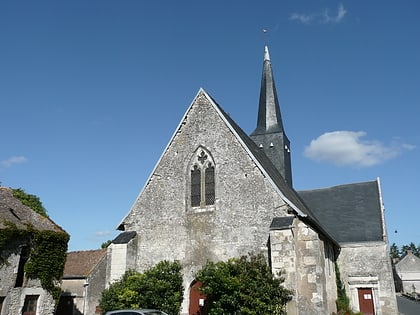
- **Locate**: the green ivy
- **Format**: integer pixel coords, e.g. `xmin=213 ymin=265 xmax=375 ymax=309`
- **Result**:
xmin=334 ymin=263 xmax=362 ymax=315
xmin=0 ymin=221 xmax=69 ymax=302
xmin=12 ymin=188 xmax=48 ymax=217
xmin=25 ymin=229 xmax=69 ymax=301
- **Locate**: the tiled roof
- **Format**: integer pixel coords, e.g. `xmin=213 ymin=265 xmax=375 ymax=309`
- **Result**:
xmin=298 ymin=180 xmax=384 ymax=244
xmin=0 ymin=187 xmax=65 ymax=233
xmin=63 ymin=249 xmax=107 ymax=278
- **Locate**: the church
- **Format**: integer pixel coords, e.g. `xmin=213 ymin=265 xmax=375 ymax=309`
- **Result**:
xmin=104 ymin=46 xmax=397 ymax=315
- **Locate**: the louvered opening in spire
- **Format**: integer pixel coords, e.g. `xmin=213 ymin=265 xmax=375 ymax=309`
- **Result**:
xmin=250 ymin=46 xmax=293 ymax=187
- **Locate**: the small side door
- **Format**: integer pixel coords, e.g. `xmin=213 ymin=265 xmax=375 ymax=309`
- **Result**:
xmin=358 ymin=288 xmax=375 ymax=315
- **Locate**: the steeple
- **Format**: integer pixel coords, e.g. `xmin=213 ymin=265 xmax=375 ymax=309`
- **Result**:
xmin=250 ymin=46 xmax=293 ymax=187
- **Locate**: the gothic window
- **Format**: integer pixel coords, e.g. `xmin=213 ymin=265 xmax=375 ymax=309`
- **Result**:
xmin=190 ymin=148 xmax=215 ymax=208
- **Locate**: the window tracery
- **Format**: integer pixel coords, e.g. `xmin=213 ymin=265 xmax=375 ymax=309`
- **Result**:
xmin=190 ymin=147 xmax=215 ymax=208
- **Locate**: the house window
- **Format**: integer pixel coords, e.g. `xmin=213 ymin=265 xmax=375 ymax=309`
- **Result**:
xmin=22 ymin=295 xmax=38 ymax=315
xmin=190 ymin=148 xmax=215 ymax=208
xmin=15 ymin=245 xmax=30 ymax=287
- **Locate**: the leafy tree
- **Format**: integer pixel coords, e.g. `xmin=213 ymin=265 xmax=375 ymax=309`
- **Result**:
xmin=101 ymin=240 xmax=112 ymax=248
xmin=389 ymin=242 xmax=420 ymax=261
xmin=12 ymin=188 xmax=48 ymax=217
xmin=195 ymin=254 xmax=292 ymax=315
xmin=401 ymin=242 xmax=420 ymax=257
xmin=99 ymin=261 xmax=183 ymax=315
xmin=390 ymin=243 xmax=400 ymax=260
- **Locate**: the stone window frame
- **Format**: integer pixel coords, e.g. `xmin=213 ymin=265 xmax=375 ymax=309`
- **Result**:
xmin=347 ymin=276 xmax=379 ymax=313
xmin=22 ymin=295 xmax=39 ymax=315
xmin=187 ymin=146 xmax=216 ymax=211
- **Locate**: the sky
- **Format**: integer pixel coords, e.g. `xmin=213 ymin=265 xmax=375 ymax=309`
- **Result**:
xmin=1 ymin=1 xmax=419 ymax=252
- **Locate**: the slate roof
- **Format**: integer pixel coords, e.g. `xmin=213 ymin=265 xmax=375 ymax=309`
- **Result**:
xmin=298 ymin=180 xmax=384 ymax=244
xmin=112 ymin=231 xmax=136 ymax=244
xmin=270 ymin=217 xmax=294 ymax=230
xmin=63 ymin=249 xmax=107 ymax=278
xmin=0 ymin=187 xmax=65 ymax=233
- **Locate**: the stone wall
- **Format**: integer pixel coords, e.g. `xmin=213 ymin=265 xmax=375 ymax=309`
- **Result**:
xmin=86 ymin=254 xmax=108 ymax=315
xmin=295 ymin=221 xmax=336 ymax=315
xmin=269 ymin=219 xmax=337 ymax=315
xmin=0 ymin=239 xmax=55 ymax=315
xmin=338 ymin=242 xmax=398 ymax=315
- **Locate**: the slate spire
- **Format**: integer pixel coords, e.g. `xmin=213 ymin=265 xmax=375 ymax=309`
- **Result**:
xmin=250 ymin=46 xmax=293 ymax=187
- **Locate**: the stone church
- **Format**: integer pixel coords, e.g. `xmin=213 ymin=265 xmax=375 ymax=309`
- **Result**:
xmin=105 ymin=46 xmax=398 ymax=315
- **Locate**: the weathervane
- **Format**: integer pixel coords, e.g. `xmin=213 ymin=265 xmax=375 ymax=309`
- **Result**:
xmin=263 ymin=28 xmax=269 ymax=46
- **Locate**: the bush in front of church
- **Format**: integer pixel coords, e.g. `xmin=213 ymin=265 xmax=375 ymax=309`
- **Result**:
xmin=195 ymin=253 xmax=292 ymax=315
xmin=99 ymin=260 xmax=183 ymax=315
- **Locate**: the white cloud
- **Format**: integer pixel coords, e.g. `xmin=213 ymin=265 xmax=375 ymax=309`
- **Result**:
xmin=95 ymin=230 xmax=113 ymax=237
xmin=304 ymin=131 xmax=415 ymax=167
xmin=1 ymin=156 xmax=28 ymax=168
xmin=290 ymin=4 xmax=347 ymax=25
xmin=322 ymin=3 xmax=347 ymax=24
xmin=289 ymin=13 xmax=313 ymax=24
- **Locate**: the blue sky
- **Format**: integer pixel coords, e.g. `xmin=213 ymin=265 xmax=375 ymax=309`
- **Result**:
xmin=1 ymin=1 xmax=419 ymax=252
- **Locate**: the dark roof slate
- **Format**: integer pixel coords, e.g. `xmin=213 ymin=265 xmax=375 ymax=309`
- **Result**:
xmin=298 ymin=180 xmax=384 ymax=244
xmin=112 ymin=231 xmax=136 ymax=244
xmin=270 ymin=217 xmax=294 ymax=230
xmin=0 ymin=187 xmax=65 ymax=233
xmin=63 ymin=249 xmax=107 ymax=278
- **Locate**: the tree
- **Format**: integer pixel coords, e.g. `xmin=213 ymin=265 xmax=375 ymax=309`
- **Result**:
xmin=389 ymin=242 xmax=420 ymax=261
xmin=99 ymin=261 xmax=183 ymax=315
xmin=101 ymin=240 xmax=112 ymax=248
xmin=401 ymin=242 xmax=420 ymax=257
xmin=12 ymin=188 xmax=48 ymax=217
xmin=195 ymin=254 xmax=292 ymax=315
xmin=390 ymin=243 xmax=400 ymax=260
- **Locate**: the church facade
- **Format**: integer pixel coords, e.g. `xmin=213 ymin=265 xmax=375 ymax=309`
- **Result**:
xmin=105 ymin=47 xmax=397 ymax=315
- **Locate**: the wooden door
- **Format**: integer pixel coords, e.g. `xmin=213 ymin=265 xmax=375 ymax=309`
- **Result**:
xmin=358 ymin=288 xmax=375 ymax=315
xmin=189 ymin=281 xmax=207 ymax=315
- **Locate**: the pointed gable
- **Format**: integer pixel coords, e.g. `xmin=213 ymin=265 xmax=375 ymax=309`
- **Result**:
xmin=118 ymin=88 xmax=336 ymax=246
xmin=395 ymin=251 xmax=420 ymax=273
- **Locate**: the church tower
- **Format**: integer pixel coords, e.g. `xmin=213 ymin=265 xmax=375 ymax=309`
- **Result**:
xmin=250 ymin=46 xmax=293 ymax=187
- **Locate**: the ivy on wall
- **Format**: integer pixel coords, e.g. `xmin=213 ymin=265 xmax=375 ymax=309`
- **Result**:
xmin=0 ymin=221 xmax=69 ymax=301
xmin=334 ymin=262 xmax=362 ymax=315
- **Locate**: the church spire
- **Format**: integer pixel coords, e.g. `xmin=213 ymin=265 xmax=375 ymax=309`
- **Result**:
xmin=250 ymin=46 xmax=293 ymax=187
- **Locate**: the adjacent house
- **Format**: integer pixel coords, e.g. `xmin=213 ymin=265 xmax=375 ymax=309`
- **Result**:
xmin=103 ymin=46 xmax=398 ymax=314
xmin=57 ymin=249 xmax=107 ymax=315
xmin=394 ymin=250 xmax=420 ymax=296
xmin=0 ymin=187 xmax=68 ymax=315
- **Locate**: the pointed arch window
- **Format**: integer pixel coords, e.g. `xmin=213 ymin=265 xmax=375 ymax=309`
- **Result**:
xmin=190 ymin=148 xmax=215 ymax=207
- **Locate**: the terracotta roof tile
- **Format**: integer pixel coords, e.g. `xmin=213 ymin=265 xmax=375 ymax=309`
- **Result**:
xmin=63 ymin=249 xmax=107 ymax=278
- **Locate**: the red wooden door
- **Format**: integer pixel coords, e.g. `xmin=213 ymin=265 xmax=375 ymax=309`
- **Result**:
xmin=189 ymin=281 xmax=207 ymax=315
xmin=358 ymin=288 xmax=375 ymax=315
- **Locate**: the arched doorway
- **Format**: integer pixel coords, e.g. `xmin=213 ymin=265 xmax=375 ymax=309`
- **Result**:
xmin=189 ymin=280 xmax=207 ymax=315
